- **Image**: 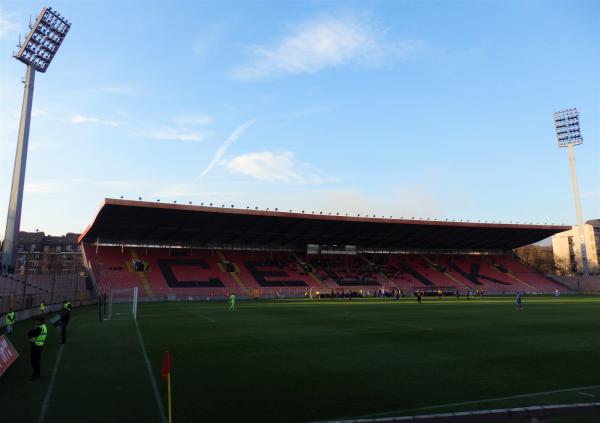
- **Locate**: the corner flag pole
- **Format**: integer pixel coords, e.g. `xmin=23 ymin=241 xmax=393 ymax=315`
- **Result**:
xmin=162 ymin=351 xmax=172 ymax=423
xmin=167 ymin=372 xmax=172 ymax=423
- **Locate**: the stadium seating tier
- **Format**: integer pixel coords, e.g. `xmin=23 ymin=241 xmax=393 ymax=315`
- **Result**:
xmin=82 ymin=245 xmax=567 ymax=298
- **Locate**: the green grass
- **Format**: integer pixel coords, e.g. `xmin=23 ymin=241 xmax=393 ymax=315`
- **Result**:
xmin=2 ymin=296 xmax=600 ymax=422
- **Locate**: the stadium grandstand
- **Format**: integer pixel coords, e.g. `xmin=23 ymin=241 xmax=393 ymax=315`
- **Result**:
xmin=79 ymin=198 xmax=570 ymax=300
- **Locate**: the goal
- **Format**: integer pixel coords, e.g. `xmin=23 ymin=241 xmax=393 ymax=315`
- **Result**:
xmin=105 ymin=287 xmax=138 ymax=320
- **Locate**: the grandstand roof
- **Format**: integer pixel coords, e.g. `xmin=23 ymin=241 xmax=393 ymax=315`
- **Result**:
xmin=78 ymin=198 xmax=569 ymax=252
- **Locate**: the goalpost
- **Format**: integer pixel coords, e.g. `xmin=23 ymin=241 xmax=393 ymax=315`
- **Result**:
xmin=105 ymin=287 xmax=138 ymax=320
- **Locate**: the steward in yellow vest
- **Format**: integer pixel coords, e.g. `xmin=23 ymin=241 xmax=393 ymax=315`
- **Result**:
xmin=28 ymin=316 xmax=47 ymax=380
xmin=4 ymin=308 xmax=15 ymax=335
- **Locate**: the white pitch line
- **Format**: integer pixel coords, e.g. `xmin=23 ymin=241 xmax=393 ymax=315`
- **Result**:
xmin=134 ymin=319 xmax=167 ymax=423
xmin=37 ymin=344 xmax=64 ymax=423
xmin=353 ymin=384 xmax=600 ymax=419
xmin=579 ymin=391 xmax=596 ymax=398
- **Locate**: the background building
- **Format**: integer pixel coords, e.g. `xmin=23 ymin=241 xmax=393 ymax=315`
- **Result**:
xmin=1 ymin=231 xmax=83 ymax=275
xmin=515 ymin=245 xmax=556 ymax=274
xmin=552 ymin=220 xmax=600 ymax=274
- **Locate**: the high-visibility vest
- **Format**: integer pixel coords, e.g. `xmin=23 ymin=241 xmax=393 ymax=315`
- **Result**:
xmin=40 ymin=303 xmax=46 ymax=313
xmin=6 ymin=312 xmax=15 ymax=325
xmin=63 ymin=301 xmax=71 ymax=311
xmin=34 ymin=324 xmax=47 ymax=347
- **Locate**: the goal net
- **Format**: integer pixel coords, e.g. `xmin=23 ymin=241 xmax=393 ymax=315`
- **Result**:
xmin=106 ymin=287 xmax=138 ymax=320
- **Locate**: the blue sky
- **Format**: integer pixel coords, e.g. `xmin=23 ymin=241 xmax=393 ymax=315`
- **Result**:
xmin=0 ymin=0 xmax=598 ymax=238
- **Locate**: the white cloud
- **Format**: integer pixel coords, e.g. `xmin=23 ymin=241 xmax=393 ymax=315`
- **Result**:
xmin=282 ymin=106 xmax=330 ymax=120
xmin=222 ymin=151 xmax=327 ymax=184
xmin=69 ymin=114 xmax=119 ymax=127
xmin=200 ymin=119 xmax=256 ymax=177
xmin=152 ymin=183 xmax=243 ymax=199
xmin=32 ymin=109 xmax=48 ymax=117
xmin=232 ymin=14 xmax=426 ymax=79
xmin=173 ymin=114 xmax=213 ymax=126
xmin=0 ymin=9 xmax=20 ymax=40
xmin=30 ymin=141 xmax=60 ymax=152
xmin=25 ymin=181 xmax=65 ymax=194
xmin=296 ymin=187 xmax=441 ymax=218
xmin=144 ymin=127 xmax=208 ymax=142
xmin=582 ymin=189 xmax=600 ymax=198
xmin=192 ymin=22 xmax=229 ymax=61
xmin=99 ymin=84 xmax=140 ymax=96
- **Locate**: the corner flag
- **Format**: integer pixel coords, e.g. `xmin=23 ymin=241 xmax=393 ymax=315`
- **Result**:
xmin=162 ymin=351 xmax=171 ymax=378
xmin=162 ymin=351 xmax=172 ymax=423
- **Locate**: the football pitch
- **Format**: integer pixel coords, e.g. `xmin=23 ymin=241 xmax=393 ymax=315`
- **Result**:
xmin=2 ymin=296 xmax=600 ymax=422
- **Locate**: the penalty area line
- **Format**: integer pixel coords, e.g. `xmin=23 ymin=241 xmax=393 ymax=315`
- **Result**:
xmin=134 ymin=319 xmax=167 ymax=423
xmin=37 ymin=344 xmax=64 ymax=423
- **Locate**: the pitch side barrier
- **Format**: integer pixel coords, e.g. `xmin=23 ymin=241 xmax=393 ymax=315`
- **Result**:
xmin=316 ymin=402 xmax=600 ymax=423
xmin=410 ymin=287 xmax=568 ymax=297
xmin=99 ymin=290 xmax=575 ymax=303
xmin=100 ymin=288 xmax=407 ymax=302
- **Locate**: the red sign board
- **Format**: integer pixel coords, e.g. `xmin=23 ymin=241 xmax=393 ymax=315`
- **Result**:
xmin=0 ymin=335 xmax=19 ymax=376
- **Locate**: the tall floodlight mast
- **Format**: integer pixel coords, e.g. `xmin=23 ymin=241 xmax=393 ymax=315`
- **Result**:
xmin=1 ymin=7 xmax=70 ymax=273
xmin=553 ymin=108 xmax=589 ymax=276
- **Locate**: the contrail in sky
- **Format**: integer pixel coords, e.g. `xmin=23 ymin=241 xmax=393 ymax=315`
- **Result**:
xmin=200 ymin=119 xmax=256 ymax=178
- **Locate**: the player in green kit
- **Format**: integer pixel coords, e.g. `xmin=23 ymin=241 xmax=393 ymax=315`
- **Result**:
xmin=229 ymin=293 xmax=236 ymax=311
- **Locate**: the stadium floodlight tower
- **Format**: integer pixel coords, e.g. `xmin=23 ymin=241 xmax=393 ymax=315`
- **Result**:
xmin=553 ymin=108 xmax=589 ymax=276
xmin=1 ymin=7 xmax=70 ymax=273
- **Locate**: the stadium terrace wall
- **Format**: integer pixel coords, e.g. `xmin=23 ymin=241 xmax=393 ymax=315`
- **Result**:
xmin=79 ymin=198 xmax=569 ymax=253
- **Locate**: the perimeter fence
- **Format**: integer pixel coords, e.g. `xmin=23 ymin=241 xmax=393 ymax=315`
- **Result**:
xmin=0 ymin=272 xmax=95 ymax=315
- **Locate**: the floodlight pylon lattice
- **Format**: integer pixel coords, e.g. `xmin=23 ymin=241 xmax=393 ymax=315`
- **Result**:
xmin=553 ymin=108 xmax=589 ymax=275
xmin=14 ymin=7 xmax=71 ymax=73
xmin=1 ymin=8 xmax=70 ymax=273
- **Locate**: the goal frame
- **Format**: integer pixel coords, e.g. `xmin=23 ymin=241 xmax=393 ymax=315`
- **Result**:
xmin=106 ymin=287 xmax=138 ymax=320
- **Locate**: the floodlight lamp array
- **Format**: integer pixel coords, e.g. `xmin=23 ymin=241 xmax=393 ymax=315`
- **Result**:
xmin=14 ymin=7 xmax=71 ymax=73
xmin=553 ymin=108 xmax=582 ymax=148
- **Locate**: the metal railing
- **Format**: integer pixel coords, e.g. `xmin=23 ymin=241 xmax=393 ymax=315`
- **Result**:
xmin=0 ymin=273 xmax=94 ymax=314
